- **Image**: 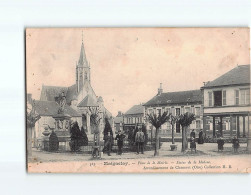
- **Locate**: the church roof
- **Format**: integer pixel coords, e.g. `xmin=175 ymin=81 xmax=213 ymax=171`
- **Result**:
xmin=40 ymin=85 xmax=68 ymax=102
xmin=40 ymin=84 xmax=78 ymax=105
xmin=34 ymin=100 xmax=81 ymax=117
xmin=65 ymin=84 xmax=77 ymax=104
xmin=77 ymin=94 xmax=98 ymax=107
xmin=125 ymin=104 xmax=144 ymax=115
xmin=202 ymin=65 xmax=250 ymax=88
xmin=144 ymin=89 xmax=202 ymax=107
xmin=104 ymin=107 xmax=113 ymax=118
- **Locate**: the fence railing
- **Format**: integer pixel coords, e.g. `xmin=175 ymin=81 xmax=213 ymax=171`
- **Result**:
xmin=78 ymin=140 xmax=156 ymax=153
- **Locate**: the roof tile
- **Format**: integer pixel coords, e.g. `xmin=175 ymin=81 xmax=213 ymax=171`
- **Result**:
xmin=125 ymin=105 xmax=144 ymax=115
xmin=77 ymin=94 xmax=98 ymax=107
xmin=34 ymin=100 xmax=81 ymax=117
xmin=144 ymin=89 xmax=202 ymax=106
xmin=203 ymin=65 xmax=250 ymax=88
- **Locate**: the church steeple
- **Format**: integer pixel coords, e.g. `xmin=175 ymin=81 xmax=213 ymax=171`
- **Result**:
xmin=76 ymin=31 xmax=91 ymax=93
xmin=78 ymin=31 xmax=89 ymax=68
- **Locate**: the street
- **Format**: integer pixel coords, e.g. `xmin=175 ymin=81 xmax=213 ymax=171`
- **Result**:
xmin=29 ymin=142 xmax=248 ymax=163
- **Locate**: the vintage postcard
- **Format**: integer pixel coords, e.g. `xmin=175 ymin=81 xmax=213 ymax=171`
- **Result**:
xmin=26 ymin=28 xmax=251 ymax=173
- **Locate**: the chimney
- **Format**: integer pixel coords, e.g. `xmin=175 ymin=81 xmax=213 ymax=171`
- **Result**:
xmin=27 ymin=93 xmax=32 ymax=104
xmin=157 ymin=83 xmax=163 ymax=95
xmin=117 ymin=111 xmax=122 ymax=117
xmin=203 ymin=81 xmax=210 ymax=86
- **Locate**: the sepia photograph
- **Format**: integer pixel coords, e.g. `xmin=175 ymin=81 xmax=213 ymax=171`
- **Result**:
xmin=26 ymin=28 xmax=251 ymax=173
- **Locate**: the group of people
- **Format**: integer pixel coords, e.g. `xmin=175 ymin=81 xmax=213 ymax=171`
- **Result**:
xmin=190 ymin=129 xmax=241 ymax=153
xmin=217 ymin=136 xmax=240 ymax=153
xmin=103 ymin=128 xmax=146 ymax=156
xmin=103 ymin=128 xmax=241 ymax=156
xmin=189 ymin=129 xmax=204 ymax=153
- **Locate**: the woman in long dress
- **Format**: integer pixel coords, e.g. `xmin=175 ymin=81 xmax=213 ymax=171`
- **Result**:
xmin=198 ymin=130 xmax=204 ymax=144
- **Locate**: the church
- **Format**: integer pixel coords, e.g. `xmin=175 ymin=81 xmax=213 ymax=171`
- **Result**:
xmin=29 ymin=35 xmax=113 ymax=147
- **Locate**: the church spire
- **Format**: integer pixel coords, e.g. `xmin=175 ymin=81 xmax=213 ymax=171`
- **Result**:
xmin=78 ymin=31 xmax=88 ymax=67
xmin=76 ymin=30 xmax=91 ymax=93
xmin=82 ymin=30 xmax=83 ymax=43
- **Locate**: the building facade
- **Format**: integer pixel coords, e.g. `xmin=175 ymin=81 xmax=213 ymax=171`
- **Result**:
xmin=201 ymin=65 xmax=250 ymax=138
xmin=113 ymin=111 xmax=124 ymax=133
xmin=123 ymin=104 xmax=145 ymax=132
xmin=144 ymin=84 xmax=203 ymax=137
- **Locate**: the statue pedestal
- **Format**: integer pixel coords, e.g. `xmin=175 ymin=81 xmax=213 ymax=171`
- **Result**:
xmin=53 ymin=112 xmax=72 ymax=151
xmin=42 ymin=112 xmax=72 ymax=152
xmin=54 ymin=130 xmax=71 ymax=151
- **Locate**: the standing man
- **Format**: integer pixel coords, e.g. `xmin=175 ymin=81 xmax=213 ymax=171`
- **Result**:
xmin=135 ymin=128 xmax=145 ymax=154
xmin=115 ymin=130 xmax=126 ymax=155
xmin=190 ymin=129 xmax=196 ymax=139
xmin=232 ymin=136 xmax=240 ymax=153
xmin=217 ymin=137 xmax=225 ymax=152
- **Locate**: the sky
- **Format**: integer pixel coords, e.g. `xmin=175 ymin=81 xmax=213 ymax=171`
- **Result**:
xmin=26 ymin=28 xmax=250 ymax=116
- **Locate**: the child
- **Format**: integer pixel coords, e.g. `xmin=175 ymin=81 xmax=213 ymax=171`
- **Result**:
xmin=190 ymin=137 xmax=196 ymax=153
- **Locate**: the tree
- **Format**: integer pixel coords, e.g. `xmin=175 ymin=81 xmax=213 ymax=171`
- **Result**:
xmin=80 ymin=126 xmax=88 ymax=146
xmin=103 ymin=117 xmax=114 ymax=153
xmin=103 ymin=117 xmax=113 ymax=142
xmin=169 ymin=114 xmax=178 ymax=145
xmin=103 ymin=117 xmax=113 ymax=137
xmin=127 ymin=127 xmax=135 ymax=148
xmin=27 ymin=100 xmax=41 ymax=156
xmin=69 ymin=121 xmax=82 ymax=151
xmin=177 ymin=112 xmax=196 ymax=152
xmin=89 ymin=107 xmax=102 ymax=134
xmin=49 ymin=131 xmax=59 ymax=152
xmin=89 ymin=107 xmax=103 ymax=158
xmin=142 ymin=124 xmax=148 ymax=145
xmin=147 ymin=112 xmax=170 ymax=156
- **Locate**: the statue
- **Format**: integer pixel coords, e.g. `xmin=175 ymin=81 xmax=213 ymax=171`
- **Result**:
xmin=58 ymin=92 xmax=66 ymax=114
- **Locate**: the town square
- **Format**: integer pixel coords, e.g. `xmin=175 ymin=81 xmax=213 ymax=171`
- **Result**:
xmin=26 ymin=28 xmax=251 ymax=166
